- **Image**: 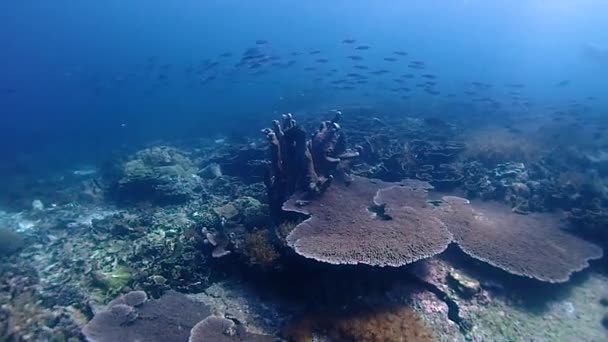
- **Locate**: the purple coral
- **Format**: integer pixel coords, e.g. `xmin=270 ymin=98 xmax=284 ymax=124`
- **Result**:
xmin=437 ymin=196 xmax=604 ymax=283
xmin=188 ymin=316 xmax=272 ymax=342
xmin=82 ymin=291 xmax=211 ymax=342
xmin=284 ymin=176 xmax=452 ymax=267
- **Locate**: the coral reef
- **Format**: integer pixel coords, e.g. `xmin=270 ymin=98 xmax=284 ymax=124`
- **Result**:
xmin=244 ymin=230 xmax=280 ymax=269
xmin=262 ymin=112 xmax=359 ymax=215
xmin=283 ymin=176 xmax=452 ymax=266
xmin=0 ymin=227 xmax=24 ymax=257
xmin=189 ymin=316 xmax=272 ymax=342
xmin=283 ymin=305 xmax=434 ymax=342
xmin=111 ymin=146 xmax=201 ymax=204
xmin=82 ymin=291 xmax=211 ymax=342
xmin=463 ymin=128 xmax=540 ymax=166
xmin=436 ymin=196 xmax=604 ymax=282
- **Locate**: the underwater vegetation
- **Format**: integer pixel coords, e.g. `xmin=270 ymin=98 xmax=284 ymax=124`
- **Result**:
xmin=283 ymin=305 xmax=434 ymax=342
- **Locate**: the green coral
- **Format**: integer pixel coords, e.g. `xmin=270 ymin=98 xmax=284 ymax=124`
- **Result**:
xmin=233 ymin=196 xmax=267 ymax=228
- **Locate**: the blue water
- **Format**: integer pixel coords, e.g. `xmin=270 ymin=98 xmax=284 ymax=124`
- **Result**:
xmin=1 ymin=0 xmax=607 ymax=170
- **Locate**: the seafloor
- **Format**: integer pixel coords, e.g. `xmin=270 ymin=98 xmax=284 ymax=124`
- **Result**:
xmin=0 ymin=107 xmax=607 ymax=341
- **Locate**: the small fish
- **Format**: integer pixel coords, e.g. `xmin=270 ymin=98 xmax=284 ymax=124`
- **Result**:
xmin=255 ymin=39 xmax=269 ymax=45
xmin=347 ymin=72 xmax=364 ymax=78
xmin=353 ymin=65 xmax=369 ymax=70
xmin=370 ymin=69 xmax=389 ymax=75
xmin=556 ymin=80 xmax=571 ymax=87
xmin=401 ymin=74 xmax=415 ymax=79
xmin=310 ymin=50 xmax=321 ymax=55
xmin=315 ymin=58 xmax=329 ymax=63
xmin=304 ymin=67 xmax=316 ymax=71
xmin=220 ymin=52 xmax=232 ymax=57
xmin=355 ymin=45 xmax=370 ymax=50
xmin=422 ymin=74 xmax=437 ymax=79
xmin=384 ymin=57 xmax=398 ymax=62
xmin=393 ymin=51 xmax=408 ymax=56
xmin=347 ymin=55 xmax=363 ymax=61
xmin=342 ymin=39 xmax=356 ymax=44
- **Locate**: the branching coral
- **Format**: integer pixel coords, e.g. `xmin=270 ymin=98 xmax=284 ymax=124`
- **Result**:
xmin=262 ymin=112 xmax=359 ymax=216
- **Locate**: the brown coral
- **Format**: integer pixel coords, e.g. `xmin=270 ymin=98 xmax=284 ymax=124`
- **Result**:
xmin=262 ymin=112 xmax=359 ymax=216
xmin=244 ymin=230 xmax=280 ymax=269
xmin=283 ymin=176 xmax=452 ymax=267
xmin=282 ymin=305 xmax=434 ymax=342
xmin=436 ymin=196 xmax=604 ymax=283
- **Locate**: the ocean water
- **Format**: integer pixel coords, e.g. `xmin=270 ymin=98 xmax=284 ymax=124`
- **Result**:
xmin=1 ymin=1 xmax=607 ymax=341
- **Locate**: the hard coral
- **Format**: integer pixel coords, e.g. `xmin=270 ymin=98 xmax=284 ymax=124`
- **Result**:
xmin=0 ymin=227 xmax=24 ymax=257
xmin=463 ymin=128 xmax=539 ymax=166
xmin=244 ymin=230 xmax=280 ymax=269
xmin=262 ymin=112 xmax=359 ymax=216
xmin=283 ymin=176 xmax=452 ymax=267
xmin=189 ymin=316 xmax=272 ymax=342
xmin=283 ymin=305 xmax=433 ymax=342
xmin=436 ymin=196 xmax=604 ymax=283
xmin=82 ymin=291 xmax=211 ymax=342
xmin=112 ymin=146 xmax=200 ymax=204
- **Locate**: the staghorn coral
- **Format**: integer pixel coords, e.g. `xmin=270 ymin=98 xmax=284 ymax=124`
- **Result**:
xmin=282 ymin=305 xmax=434 ymax=342
xmin=262 ymin=112 xmax=359 ymax=216
xmin=436 ymin=196 xmax=604 ymax=283
xmin=283 ymin=176 xmax=452 ymax=267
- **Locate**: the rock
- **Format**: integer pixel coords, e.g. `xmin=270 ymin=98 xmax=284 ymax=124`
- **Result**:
xmin=201 ymin=163 xmax=222 ymax=179
xmin=32 ymin=199 xmax=44 ymax=211
xmin=213 ymin=204 xmax=239 ymax=221
xmin=447 ymin=270 xmax=480 ymax=298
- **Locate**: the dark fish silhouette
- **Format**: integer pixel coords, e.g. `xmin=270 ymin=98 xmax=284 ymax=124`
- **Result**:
xmin=347 ymin=55 xmax=363 ymax=61
xmin=315 ymin=58 xmax=329 ymax=63
xmin=422 ymin=74 xmax=437 ymax=79
xmin=310 ymin=50 xmax=321 ymax=55
xmin=304 ymin=67 xmax=316 ymax=71
xmin=384 ymin=57 xmax=398 ymax=62
xmin=401 ymin=74 xmax=415 ymax=79
xmin=393 ymin=51 xmax=408 ymax=56
xmin=355 ymin=45 xmax=370 ymax=50
xmin=342 ymin=39 xmax=356 ymax=44
xmin=256 ymin=40 xmax=269 ymax=45
xmin=370 ymin=69 xmax=389 ymax=75
xmin=220 ymin=52 xmax=232 ymax=57
xmin=556 ymin=80 xmax=571 ymax=87
xmin=353 ymin=65 xmax=369 ymax=70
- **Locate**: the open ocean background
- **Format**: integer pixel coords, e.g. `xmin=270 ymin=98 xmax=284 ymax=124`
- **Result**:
xmin=1 ymin=0 xmax=607 ymax=173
